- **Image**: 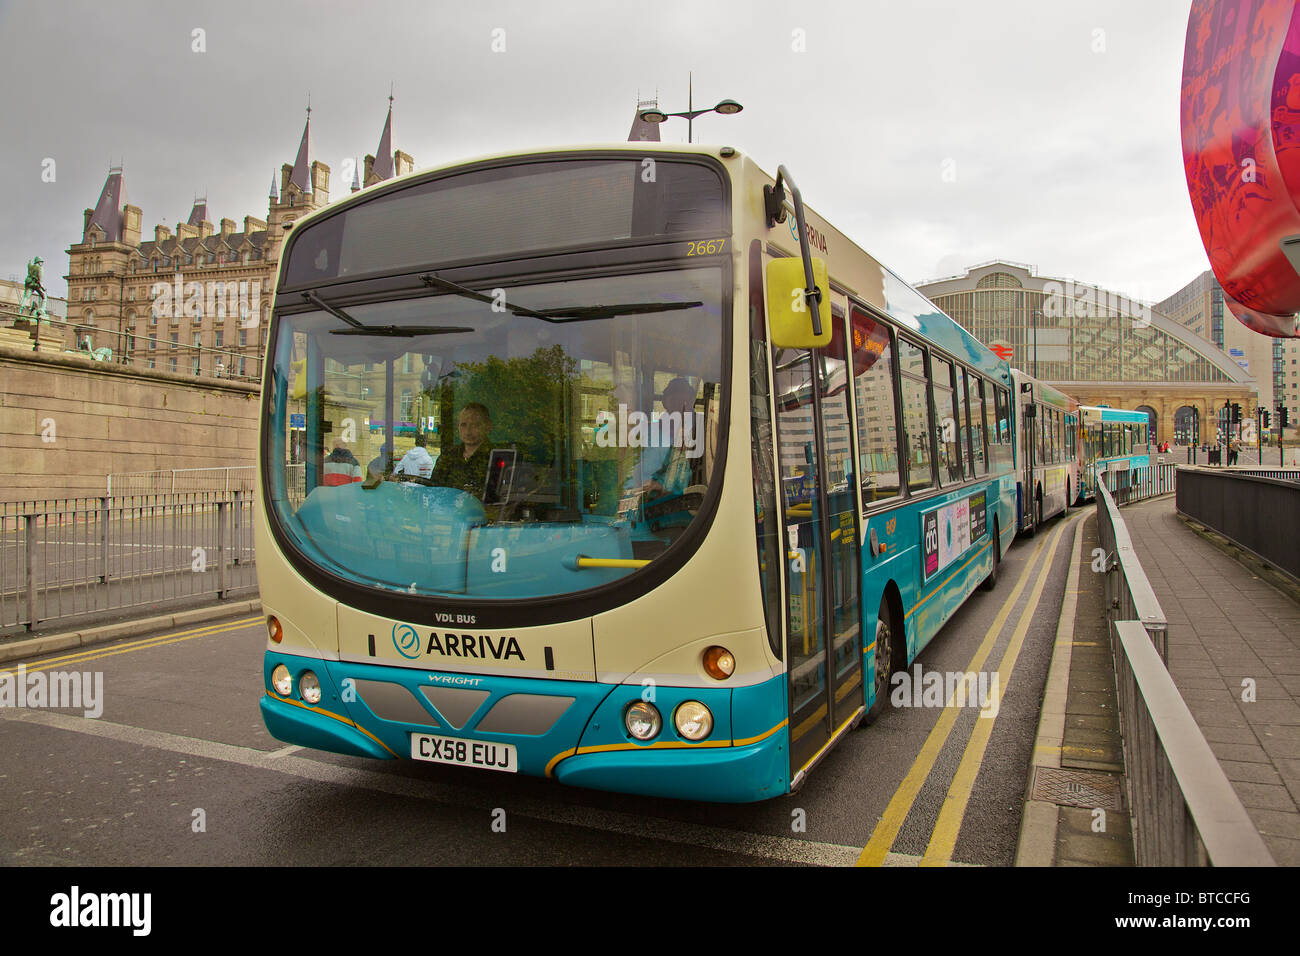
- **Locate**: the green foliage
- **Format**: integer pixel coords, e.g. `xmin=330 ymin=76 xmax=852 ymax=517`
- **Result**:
xmin=452 ymin=345 xmax=578 ymax=463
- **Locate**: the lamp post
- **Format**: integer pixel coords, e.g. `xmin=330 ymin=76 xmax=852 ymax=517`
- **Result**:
xmin=638 ymin=73 xmax=743 ymax=143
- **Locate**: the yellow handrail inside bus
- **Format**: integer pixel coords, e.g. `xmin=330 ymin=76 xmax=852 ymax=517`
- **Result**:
xmin=574 ymin=557 xmax=651 ymax=569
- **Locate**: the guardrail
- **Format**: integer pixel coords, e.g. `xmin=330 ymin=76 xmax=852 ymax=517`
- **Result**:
xmin=107 ymin=466 xmax=256 ymax=496
xmin=1097 ymin=460 xmax=1177 ymax=506
xmin=1175 ymin=466 xmax=1300 ymax=582
xmin=1097 ymin=482 xmax=1276 ymax=865
xmin=1096 ymin=481 xmax=1169 ymax=663
xmin=1111 ymin=620 xmax=1275 ymax=866
xmin=0 ymin=492 xmax=256 ymax=633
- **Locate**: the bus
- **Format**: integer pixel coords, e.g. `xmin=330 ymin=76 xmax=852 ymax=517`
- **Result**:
xmin=1078 ymin=405 xmax=1151 ymax=499
xmin=256 ymin=143 xmax=1019 ymax=802
xmin=1008 ymin=369 xmax=1079 ymax=533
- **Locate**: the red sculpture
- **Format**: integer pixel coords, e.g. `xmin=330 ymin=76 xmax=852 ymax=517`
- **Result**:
xmin=1182 ymin=0 xmax=1300 ymax=336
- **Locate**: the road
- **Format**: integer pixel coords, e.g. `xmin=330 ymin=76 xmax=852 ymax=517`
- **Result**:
xmin=0 ymin=509 xmax=1084 ymax=866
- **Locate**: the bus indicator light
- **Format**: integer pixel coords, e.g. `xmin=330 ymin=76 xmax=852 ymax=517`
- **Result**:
xmin=703 ymin=646 xmax=735 ymax=680
xmin=267 ymin=616 xmax=283 ymax=644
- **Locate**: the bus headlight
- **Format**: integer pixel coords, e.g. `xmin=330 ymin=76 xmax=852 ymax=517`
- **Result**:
xmin=624 ymin=701 xmax=662 ymax=741
xmin=674 ymin=701 xmax=713 ymax=740
xmin=300 ymin=671 xmax=322 ymax=705
xmin=271 ymin=664 xmax=292 ymax=696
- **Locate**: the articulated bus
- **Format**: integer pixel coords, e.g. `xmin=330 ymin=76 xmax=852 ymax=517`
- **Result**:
xmin=255 ymin=143 xmax=1019 ymax=802
xmin=1078 ymin=405 xmax=1151 ymax=499
xmin=1008 ymin=369 xmax=1079 ymax=533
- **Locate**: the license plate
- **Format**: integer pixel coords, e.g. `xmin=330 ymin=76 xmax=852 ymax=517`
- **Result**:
xmin=410 ymin=733 xmax=517 ymax=773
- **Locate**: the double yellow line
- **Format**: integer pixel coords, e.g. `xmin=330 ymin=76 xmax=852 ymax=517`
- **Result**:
xmin=856 ymin=512 xmax=1083 ymax=867
xmin=0 ymin=615 xmax=262 ymax=677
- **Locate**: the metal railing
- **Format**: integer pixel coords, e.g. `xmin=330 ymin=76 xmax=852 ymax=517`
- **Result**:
xmin=2 ymin=311 xmax=263 ymax=383
xmin=1111 ymin=620 xmax=1275 ymax=866
xmin=1175 ymin=466 xmax=1300 ymax=581
xmin=1097 ymin=482 xmax=1276 ymax=865
xmin=107 ymin=466 xmax=256 ymax=496
xmin=1097 ymin=460 xmax=1178 ymax=505
xmin=1096 ymin=481 xmax=1169 ymax=663
xmin=0 ymin=491 xmax=256 ymax=633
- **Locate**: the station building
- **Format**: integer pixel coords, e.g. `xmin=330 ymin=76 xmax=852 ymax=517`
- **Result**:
xmin=915 ymin=261 xmax=1256 ymax=445
xmin=62 ymin=101 xmax=414 ymax=379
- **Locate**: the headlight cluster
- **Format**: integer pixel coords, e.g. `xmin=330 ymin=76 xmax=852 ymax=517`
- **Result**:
xmin=623 ymin=700 xmax=714 ymax=741
xmin=270 ymin=664 xmax=322 ymax=704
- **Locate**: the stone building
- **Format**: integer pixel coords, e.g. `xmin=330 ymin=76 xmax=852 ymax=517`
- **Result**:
xmin=916 ymin=261 xmax=1256 ymax=445
xmin=62 ymin=102 xmax=414 ymax=381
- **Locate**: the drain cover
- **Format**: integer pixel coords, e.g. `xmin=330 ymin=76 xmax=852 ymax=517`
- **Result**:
xmin=1030 ymin=767 xmax=1125 ymax=810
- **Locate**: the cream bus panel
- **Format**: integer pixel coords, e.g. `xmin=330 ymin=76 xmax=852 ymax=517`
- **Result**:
xmin=255 ymin=516 xmax=338 ymax=657
xmin=336 ymin=603 xmax=596 ymax=682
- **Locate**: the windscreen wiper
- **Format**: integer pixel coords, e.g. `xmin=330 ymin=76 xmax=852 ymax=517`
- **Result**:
xmin=420 ymin=273 xmax=702 ymax=322
xmin=420 ymin=273 xmax=558 ymax=321
xmin=304 ymin=290 xmax=471 ymax=337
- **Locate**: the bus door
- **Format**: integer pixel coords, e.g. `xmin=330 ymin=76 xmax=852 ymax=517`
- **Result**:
xmin=771 ymin=343 xmax=863 ymax=779
xmin=1020 ymin=389 xmax=1037 ymax=531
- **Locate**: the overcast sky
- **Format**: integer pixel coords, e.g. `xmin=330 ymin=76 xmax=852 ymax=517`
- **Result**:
xmin=0 ymin=0 xmax=1203 ymax=303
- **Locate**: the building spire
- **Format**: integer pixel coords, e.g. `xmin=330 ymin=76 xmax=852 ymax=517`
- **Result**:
xmin=85 ymin=164 xmax=127 ymax=241
xmin=289 ymin=98 xmax=313 ymax=194
xmin=269 ymin=170 xmax=279 ymax=201
xmin=627 ymin=92 xmax=661 ymax=142
xmin=351 ymin=158 xmax=361 ymax=193
xmin=371 ymin=88 xmax=395 ymax=182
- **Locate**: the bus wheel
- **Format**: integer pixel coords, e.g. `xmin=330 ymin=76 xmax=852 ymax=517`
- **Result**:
xmin=980 ymin=519 xmax=1000 ymax=592
xmin=1036 ymin=492 xmax=1044 ymax=528
xmin=865 ymin=595 xmax=897 ymax=725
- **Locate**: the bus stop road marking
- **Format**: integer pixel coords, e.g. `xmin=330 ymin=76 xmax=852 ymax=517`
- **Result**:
xmin=1 ymin=709 xmax=863 ymax=867
xmin=855 ymin=516 xmax=1070 ymax=867
xmin=920 ymin=510 xmax=1087 ymax=866
xmin=0 ymin=616 xmax=261 ymax=677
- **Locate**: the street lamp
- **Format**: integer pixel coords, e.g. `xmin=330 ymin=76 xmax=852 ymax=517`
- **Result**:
xmin=639 ymin=73 xmax=742 ymax=143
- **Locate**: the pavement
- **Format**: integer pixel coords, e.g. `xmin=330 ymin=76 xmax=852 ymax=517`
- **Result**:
xmin=0 ymin=598 xmax=262 ymax=665
xmin=1019 ymin=490 xmax=1300 ymax=866
xmin=1122 ymin=496 xmax=1300 ymax=866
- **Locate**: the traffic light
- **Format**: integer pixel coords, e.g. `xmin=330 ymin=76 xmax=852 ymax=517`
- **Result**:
xmin=1263 ymin=409 xmax=1271 ymax=428
xmin=1283 ymin=406 xmax=1292 ymax=428
xmin=1230 ymin=402 xmax=1241 ymax=424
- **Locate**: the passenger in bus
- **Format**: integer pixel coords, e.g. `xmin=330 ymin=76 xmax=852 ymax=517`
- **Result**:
xmin=361 ymin=448 xmax=393 ymax=489
xmin=642 ymin=378 xmax=700 ymax=498
xmin=323 ymin=446 xmax=362 ymax=486
xmin=393 ymin=433 xmax=435 ymax=481
xmin=430 ymin=403 xmax=495 ymax=498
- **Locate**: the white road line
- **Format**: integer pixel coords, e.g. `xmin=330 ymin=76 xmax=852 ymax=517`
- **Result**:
xmin=2 ymin=709 xmax=862 ymax=866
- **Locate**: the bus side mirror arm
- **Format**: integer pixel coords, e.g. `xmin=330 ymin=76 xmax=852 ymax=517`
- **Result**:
xmin=764 ymin=165 xmax=823 ymax=337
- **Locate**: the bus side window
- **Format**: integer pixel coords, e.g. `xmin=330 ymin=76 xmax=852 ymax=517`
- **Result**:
xmin=897 ymin=339 xmax=934 ymax=492
xmin=848 ymin=309 xmax=900 ymax=502
xmin=930 ymin=356 xmax=962 ymax=484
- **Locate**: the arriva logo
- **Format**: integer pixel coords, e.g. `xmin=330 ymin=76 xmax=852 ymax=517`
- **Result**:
xmin=392 ymin=623 xmax=421 ymax=659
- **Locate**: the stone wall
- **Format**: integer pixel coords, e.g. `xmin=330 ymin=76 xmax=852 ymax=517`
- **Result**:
xmin=0 ymin=343 xmax=260 ymax=502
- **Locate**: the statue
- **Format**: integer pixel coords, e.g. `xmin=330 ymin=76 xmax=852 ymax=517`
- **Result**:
xmin=20 ymin=256 xmax=49 ymax=323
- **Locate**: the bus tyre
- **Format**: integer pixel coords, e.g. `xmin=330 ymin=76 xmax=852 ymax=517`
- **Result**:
xmin=865 ymin=596 xmax=897 ymax=725
xmin=1036 ymin=492 xmax=1043 ymax=529
xmin=979 ymin=520 xmax=999 ymax=592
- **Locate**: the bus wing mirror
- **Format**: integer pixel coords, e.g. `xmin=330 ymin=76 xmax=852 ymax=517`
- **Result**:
xmin=766 ymin=256 xmax=833 ymax=349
